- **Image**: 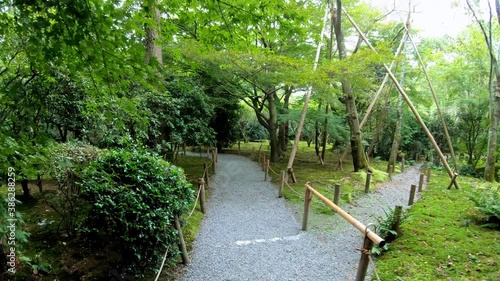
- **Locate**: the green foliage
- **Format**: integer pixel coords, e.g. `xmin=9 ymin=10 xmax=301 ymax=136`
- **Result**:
xmin=79 ymin=149 xmax=194 ymax=274
xmin=372 ymin=207 xmax=408 ymax=256
xmin=0 ymin=195 xmax=30 ymax=273
xmin=468 ymin=187 xmax=500 ymax=228
xmin=44 ymin=142 xmax=101 ymax=237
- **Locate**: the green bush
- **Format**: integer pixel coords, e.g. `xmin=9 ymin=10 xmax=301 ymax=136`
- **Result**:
xmin=468 ymin=187 xmax=500 ymax=229
xmin=79 ymin=149 xmax=194 ymax=275
xmin=45 ymin=142 xmax=101 ymax=237
xmin=0 ymin=195 xmax=29 ymax=274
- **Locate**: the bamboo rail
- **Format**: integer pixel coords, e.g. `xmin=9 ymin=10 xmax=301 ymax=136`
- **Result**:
xmin=303 ymin=183 xmax=385 ymax=247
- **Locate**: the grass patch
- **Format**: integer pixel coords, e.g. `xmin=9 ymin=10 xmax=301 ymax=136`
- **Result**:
xmin=376 ymin=170 xmax=500 ymax=281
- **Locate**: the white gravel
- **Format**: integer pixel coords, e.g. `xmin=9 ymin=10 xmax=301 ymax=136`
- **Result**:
xmin=182 ymin=154 xmax=423 ymax=281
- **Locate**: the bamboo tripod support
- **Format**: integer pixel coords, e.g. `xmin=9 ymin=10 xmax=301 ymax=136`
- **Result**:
xmin=343 ymin=8 xmax=460 ymax=189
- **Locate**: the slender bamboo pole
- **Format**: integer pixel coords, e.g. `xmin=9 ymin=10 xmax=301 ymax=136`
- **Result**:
xmin=287 ymin=6 xmax=330 ymax=181
xmin=305 ymin=184 xmax=385 ymax=246
xmin=336 ymin=30 xmax=409 ymax=168
xmin=343 ymin=9 xmax=459 ymax=189
xmin=405 ymin=28 xmax=459 ymax=172
xmin=265 ymin=159 xmax=269 ymax=181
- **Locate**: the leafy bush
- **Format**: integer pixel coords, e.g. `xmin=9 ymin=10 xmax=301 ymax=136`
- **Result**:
xmin=468 ymin=187 xmax=500 ymax=229
xmin=79 ymin=149 xmax=194 ymax=275
xmin=45 ymin=142 xmax=101 ymax=237
xmin=460 ymin=164 xmax=480 ymax=178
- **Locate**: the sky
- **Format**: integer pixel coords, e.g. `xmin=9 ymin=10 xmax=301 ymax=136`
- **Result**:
xmin=369 ymin=0 xmax=486 ymax=38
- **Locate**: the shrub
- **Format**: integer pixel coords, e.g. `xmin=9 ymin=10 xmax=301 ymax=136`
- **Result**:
xmin=468 ymin=187 xmax=500 ymax=229
xmin=460 ymin=164 xmax=480 ymax=178
xmin=0 ymin=195 xmax=29 ymax=274
xmin=373 ymin=207 xmax=408 ymax=255
xmin=79 ymin=149 xmax=193 ymax=275
xmin=45 ymin=142 xmax=101 ymax=237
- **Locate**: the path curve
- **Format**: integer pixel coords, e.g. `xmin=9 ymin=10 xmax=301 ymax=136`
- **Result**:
xmin=182 ymin=154 xmax=423 ymax=281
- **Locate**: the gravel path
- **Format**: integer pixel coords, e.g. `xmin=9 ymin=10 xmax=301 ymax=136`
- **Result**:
xmin=182 ymin=154 xmax=423 ymax=281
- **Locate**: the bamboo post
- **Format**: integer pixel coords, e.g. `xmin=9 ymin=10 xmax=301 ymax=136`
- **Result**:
xmin=364 ymin=172 xmax=371 ymax=193
xmin=203 ymin=163 xmax=210 ymax=188
xmin=279 ymin=170 xmax=285 ymax=198
xmin=427 ymin=169 xmax=431 ymax=183
xmin=418 ymin=173 xmax=424 ymax=192
xmin=215 ymin=147 xmax=218 ymax=163
xmin=447 ymin=173 xmax=459 ymax=190
xmin=355 ymin=235 xmax=374 ymax=281
xmin=174 ymin=215 xmax=189 ymax=264
xmin=238 ymin=141 xmax=241 ymax=155
xmin=198 ymin=178 xmax=206 ymax=214
xmin=262 ymin=155 xmax=266 ymax=171
xmin=302 ymin=187 xmax=312 ymax=231
xmin=408 ymin=184 xmax=416 ymax=206
xmin=422 ymin=160 xmax=427 ymax=174
xmin=401 ymin=157 xmax=405 ymax=172
xmin=333 ymin=184 xmax=341 ymax=206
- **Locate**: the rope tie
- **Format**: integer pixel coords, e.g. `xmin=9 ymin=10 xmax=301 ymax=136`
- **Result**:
xmin=268 ymin=165 xmax=281 ymax=176
xmin=186 ymin=185 xmax=202 ymax=220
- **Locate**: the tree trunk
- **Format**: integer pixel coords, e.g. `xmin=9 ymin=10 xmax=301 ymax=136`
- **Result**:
xmin=484 ymin=78 xmax=500 ymax=181
xmin=321 ymin=103 xmax=329 ymax=162
xmin=314 ymin=103 xmax=321 ymax=156
xmin=144 ymin=0 xmax=163 ymax=65
xmin=268 ymin=93 xmax=279 ymax=162
xmin=21 ymin=178 xmax=30 ymax=198
xmin=333 ymin=1 xmax=367 ymax=171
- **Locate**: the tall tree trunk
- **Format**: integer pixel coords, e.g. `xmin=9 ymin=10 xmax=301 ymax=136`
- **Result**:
xmin=484 ymin=79 xmax=500 ymax=181
xmin=144 ymin=0 xmax=163 ymax=65
xmin=333 ymin=1 xmax=367 ymax=171
xmin=314 ymin=102 xmax=321 ymax=156
xmin=268 ymin=93 xmax=279 ymax=162
xmin=278 ymin=88 xmax=292 ymax=154
xmin=321 ymin=103 xmax=329 ymax=162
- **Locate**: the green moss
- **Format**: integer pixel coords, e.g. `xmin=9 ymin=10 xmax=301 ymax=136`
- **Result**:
xmin=376 ymin=170 xmax=500 ymax=281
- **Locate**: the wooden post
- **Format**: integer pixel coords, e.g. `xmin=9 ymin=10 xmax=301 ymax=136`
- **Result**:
xmin=423 ymin=160 xmax=427 ymax=174
xmin=426 ymin=168 xmax=431 ymax=183
xmin=333 ymin=184 xmax=341 ymax=206
xmin=174 ymin=215 xmax=189 ymax=264
xmin=198 ymin=178 xmax=206 ymax=214
xmin=264 ymin=159 xmax=269 ymax=181
xmin=215 ymin=147 xmax=218 ymax=163
xmin=355 ymin=235 xmax=374 ymax=281
xmin=204 ymin=163 xmax=210 ymax=188
xmin=288 ymin=167 xmax=297 ymax=183
xmin=302 ymin=187 xmax=312 ymax=231
xmin=408 ymin=184 xmax=416 ymax=206
xmin=212 ymin=152 xmax=216 ymax=175
xmin=279 ymin=170 xmax=285 ymax=198
xmin=262 ymin=155 xmax=266 ymax=171
xmin=418 ymin=173 xmax=424 ymax=192
xmin=401 ymin=157 xmax=405 ymax=172
xmin=392 ymin=205 xmax=403 ymax=233
xmin=364 ymin=172 xmax=371 ymax=193
xmin=238 ymin=141 xmax=241 ymax=155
